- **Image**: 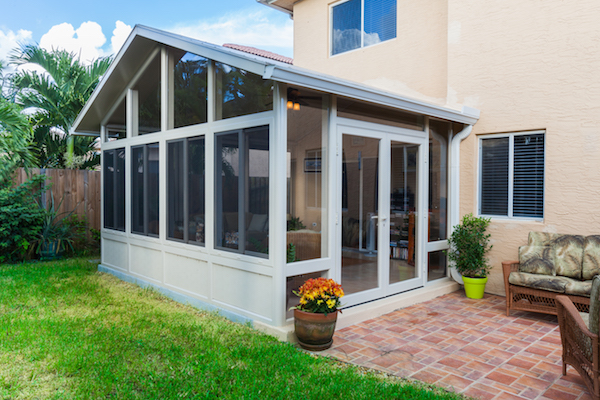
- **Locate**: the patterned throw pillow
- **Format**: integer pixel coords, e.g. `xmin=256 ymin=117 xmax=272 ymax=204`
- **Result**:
xmin=528 ymin=232 xmax=557 ymax=246
xmin=582 ymin=235 xmax=600 ymax=281
xmin=551 ymin=235 xmax=585 ymax=280
xmin=519 ymin=245 xmax=555 ymax=275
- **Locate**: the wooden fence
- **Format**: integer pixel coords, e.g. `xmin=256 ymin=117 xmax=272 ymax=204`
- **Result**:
xmin=14 ymin=168 xmax=101 ymax=231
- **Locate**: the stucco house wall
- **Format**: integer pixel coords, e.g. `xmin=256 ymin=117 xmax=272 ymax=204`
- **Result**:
xmin=290 ymin=0 xmax=600 ymax=295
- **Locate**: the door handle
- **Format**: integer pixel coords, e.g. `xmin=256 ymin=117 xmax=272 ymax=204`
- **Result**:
xmin=371 ymin=215 xmax=387 ymax=221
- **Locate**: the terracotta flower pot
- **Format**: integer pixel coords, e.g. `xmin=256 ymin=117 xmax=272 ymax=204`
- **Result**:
xmin=294 ymin=308 xmax=338 ymax=351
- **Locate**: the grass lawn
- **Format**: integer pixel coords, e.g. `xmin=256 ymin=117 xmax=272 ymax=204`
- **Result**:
xmin=0 ymin=258 xmax=469 ymax=399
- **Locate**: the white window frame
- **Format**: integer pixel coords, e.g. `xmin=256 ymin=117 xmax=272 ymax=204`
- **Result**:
xmin=329 ymin=0 xmax=397 ymax=56
xmin=477 ymin=130 xmax=545 ymax=221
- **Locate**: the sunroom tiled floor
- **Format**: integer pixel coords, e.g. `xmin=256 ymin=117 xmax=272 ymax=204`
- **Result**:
xmin=321 ymin=292 xmax=593 ymax=400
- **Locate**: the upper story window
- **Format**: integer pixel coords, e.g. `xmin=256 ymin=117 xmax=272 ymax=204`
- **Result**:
xmin=479 ymin=131 xmax=545 ymax=220
xmin=331 ymin=0 xmax=397 ymax=56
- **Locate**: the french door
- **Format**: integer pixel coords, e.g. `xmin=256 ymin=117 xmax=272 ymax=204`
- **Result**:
xmin=337 ymin=120 xmax=427 ymax=307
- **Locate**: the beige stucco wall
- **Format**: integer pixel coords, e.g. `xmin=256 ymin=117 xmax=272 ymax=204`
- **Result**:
xmin=449 ymin=0 xmax=600 ymax=295
xmin=289 ymin=0 xmax=600 ymax=296
xmin=292 ymin=0 xmax=449 ymax=103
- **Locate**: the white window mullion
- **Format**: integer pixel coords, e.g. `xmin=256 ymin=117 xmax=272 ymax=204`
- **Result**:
xmin=508 ymin=135 xmax=514 ymax=218
xmin=360 ymin=0 xmax=365 ymax=48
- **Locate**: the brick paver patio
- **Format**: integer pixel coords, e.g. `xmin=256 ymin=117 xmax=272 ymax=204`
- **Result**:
xmin=322 ymin=291 xmax=593 ymax=400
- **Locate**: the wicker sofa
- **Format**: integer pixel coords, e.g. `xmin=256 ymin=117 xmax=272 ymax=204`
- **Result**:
xmin=503 ymin=232 xmax=600 ymax=316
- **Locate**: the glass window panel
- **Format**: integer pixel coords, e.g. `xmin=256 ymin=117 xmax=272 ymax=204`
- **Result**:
xmin=389 ymin=142 xmax=418 ymax=284
xmin=168 ymin=141 xmax=184 ymax=240
xmin=216 ymin=132 xmax=240 ymax=250
xmin=105 ymin=97 xmax=126 ymax=141
xmin=337 ymin=98 xmax=424 ymax=131
xmin=341 ymin=134 xmax=379 ymax=295
xmin=147 ymin=143 xmax=160 ymax=236
xmin=173 ymin=51 xmax=208 ymax=128
xmin=428 ymin=250 xmax=447 ymax=282
xmin=215 ymin=62 xmax=273 ymax=120
xmin=115 ymin=148 xmax=126 ymax=231
xmin=332 ymin=0 xmax=361 ymax=55
xmin=429 ymin=120 xmax=449 ymax=242
xmin=481 ymin=137 xmax=509 ymax=216
xmin=103 ymin=150 xmax=115 ymax=229
xmin=135 ymin=54 xmax=161 ymax=135
xmin=364 ymin=0 xmax=397 ymax=46
xmin=188 ymin=138 xmax=205 ymax=244
xmin=131 ymin=146 xmax=145 ymax=234
xmin=286 ymin=88 xmax=327 ymax=262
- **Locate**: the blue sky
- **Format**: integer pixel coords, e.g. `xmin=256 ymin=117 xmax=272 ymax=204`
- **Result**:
xmin=0 ymin=0 xmax=293 ymax=65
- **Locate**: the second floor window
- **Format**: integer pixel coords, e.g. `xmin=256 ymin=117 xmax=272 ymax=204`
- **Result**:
xmin=331 ymin=0 xmax=397 ymax=55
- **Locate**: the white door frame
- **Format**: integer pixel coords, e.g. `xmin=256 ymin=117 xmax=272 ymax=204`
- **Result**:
xmin=336 ymin=118 xmax=428 ymax=307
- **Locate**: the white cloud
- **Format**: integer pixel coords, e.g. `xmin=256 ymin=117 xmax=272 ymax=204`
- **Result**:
xmin=111 ymin=21 xmax=132 ymax=55
xmin=39 ymin=21 xmax=106 ymax=63
xmin=0 ymin=28 xmax=32 ymax=64
xmin=169 ymin=10 xmax=293 ymax=57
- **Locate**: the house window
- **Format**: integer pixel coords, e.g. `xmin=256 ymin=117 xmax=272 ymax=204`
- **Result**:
xmin=167 ymin=136 xmax=205 ymax=244
xmin=105 ymin=97 xmax=126 ymax=141
xmin=132 ymin=143 xmax=160 ymax=236
xmin=331 ymin=0 xmax=397 ymax=56
xmin=479 ymin=131 xmax=545 ymax=219
xmin=171 ymin=51 xmax=208 ymax=128
xmin=134 ymin=54 xmax=161 ymax=135
xmin=103 ymin=148 xmax=125 ymax=231
xmin=216 ymin=126 xmax=269 ymax=257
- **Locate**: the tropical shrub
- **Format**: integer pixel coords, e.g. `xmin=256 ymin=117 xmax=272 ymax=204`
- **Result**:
xmin=0 ymin=174 xmax=46 ymax=262
xmin=446 ymin=213 xmax=493 ymax=278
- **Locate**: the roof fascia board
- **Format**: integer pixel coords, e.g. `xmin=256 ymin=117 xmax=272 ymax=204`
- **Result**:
xmin=256 ymin=0 xmax=293 ymax=16
xmin=266 ymin=66 xmax=480 ymax=125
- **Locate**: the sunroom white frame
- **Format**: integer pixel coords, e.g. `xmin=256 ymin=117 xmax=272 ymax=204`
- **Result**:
xmin=73 ymin=25 xmax=479 ymax=329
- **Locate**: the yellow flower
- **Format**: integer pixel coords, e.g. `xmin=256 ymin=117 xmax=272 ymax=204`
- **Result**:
xmin=326 ymin=299 xmax=335 ymax=308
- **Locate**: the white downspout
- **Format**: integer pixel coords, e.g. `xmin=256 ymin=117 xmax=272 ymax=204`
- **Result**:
xmin=449 ymin=124 xmax=473 ymax=284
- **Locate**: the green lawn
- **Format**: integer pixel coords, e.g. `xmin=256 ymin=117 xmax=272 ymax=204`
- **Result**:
xmin=0 ymin=258 xmax=469 ymax=399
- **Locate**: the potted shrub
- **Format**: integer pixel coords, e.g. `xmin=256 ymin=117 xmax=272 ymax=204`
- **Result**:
xmin=35 ymin=194 xmax=79 ymax=260
xmin=446 ymin=213 xmax=492 ymax=299
xmin=291 ymin=278 xmax=344 ymax=351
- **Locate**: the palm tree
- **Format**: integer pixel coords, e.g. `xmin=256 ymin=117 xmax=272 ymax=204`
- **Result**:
xmin=10 ymin=45 xmax=113 ymax=169
xmin=0 ymin=61 xmax=36 ymax=183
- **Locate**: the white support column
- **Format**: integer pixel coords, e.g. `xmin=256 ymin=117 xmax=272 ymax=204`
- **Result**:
xmin=329 ymin=96 xmax=340 ymax=283
xmin=271 ymin=82 xmax=288 ymax=327
xmin=127 ymin=89 xmax=139 ymax=137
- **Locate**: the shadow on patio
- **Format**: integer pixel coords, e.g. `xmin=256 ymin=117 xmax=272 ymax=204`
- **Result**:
xmin=321 ymin=292 xmax=592 ymax=400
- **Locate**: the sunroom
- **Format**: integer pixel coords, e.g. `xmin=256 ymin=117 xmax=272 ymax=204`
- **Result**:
xmin=73 ymin=25 xmax=479 ymax=334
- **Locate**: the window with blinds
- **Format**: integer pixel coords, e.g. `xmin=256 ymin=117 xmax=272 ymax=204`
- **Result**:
xmin=479 ymin=132 xmax=544 ymax=219
xmin=331 ymin=0 xmax=397 ymax=56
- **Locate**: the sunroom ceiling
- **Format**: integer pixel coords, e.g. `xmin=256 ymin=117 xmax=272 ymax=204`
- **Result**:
xmin=72 ymin=25 xmax=479 ymax=135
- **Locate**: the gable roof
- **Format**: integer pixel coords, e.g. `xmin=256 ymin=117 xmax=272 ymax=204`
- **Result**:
xmin=72 ymin=25 xmax=479 ymax=135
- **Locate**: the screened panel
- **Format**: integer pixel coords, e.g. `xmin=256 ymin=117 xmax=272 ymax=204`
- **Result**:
xmin=337 ymin=98 xmax=424 ymax=131
xmin=216 ymin=132 xmax=240 ymax=250
xmin=115 ymin=148 xmax=126 ymax=231
xmin=364 ymin=0 xmax=397 ymax=46
xmin=103 ymin=150 xmax=115 ymax=229
xmin=173 ymin=51 xmax=208 ymax=128
xmin=105 ymin=97 xmax=126 ymax=141
xmin=246 ymin=127 xmax=269 ymax=255
xmin=481 ymin=137 xmax=509 ymax=216
xmin=215 ymin=63 xmax=273 ymax=120
xmin=131 ymin=146 xmax=145 ymax=234
xmin=428 ymin=120 xmax=449 ymax=241
xmin=147 ymin=144 xmax=160 ymax=236
xmin=188 ymin=137 xmax=205 ymax=244
xmin=332 ymin=0 xmax=361 ymax=55
xmin=513 ymin=134 xmax=544 ymax=218
xmin=168 ymin=141 xmax=185 ymax=240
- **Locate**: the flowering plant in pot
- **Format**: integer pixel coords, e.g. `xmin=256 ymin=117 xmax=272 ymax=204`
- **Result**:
xmin=291 ymin=278 xmax=344 ymax=351
xmin=446 ymin=213 xmax=492 ymax=299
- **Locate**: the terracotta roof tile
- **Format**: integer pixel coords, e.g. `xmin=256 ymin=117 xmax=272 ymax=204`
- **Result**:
xmin=223 ymin=43 xmax=293 ymax=64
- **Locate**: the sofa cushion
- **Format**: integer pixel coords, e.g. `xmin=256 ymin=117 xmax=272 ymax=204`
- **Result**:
xmin=519 ymin=245 xmax=555 ymax=275
xmin=565 ymin=279 xmax=593 ymax=297
xmin=528 ymin=232 xmax=557 ymax=246
xmin=508 ymin=272 xmax=569 ymax=293
xmin=550 ymin=235 xmax=585 ymax=280
xmin=582 ymin=235 xmax=600 ymax=280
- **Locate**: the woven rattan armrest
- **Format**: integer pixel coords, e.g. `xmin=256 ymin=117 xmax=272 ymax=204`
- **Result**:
xmin=557 ymin=295 xmax=594 ymax=338
xmin=503 ymin=261 xmax=519 ymax=316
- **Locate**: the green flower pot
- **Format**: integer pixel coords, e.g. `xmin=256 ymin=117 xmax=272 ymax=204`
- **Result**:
xmin=462 ymin=276 xmax=488 ymax=299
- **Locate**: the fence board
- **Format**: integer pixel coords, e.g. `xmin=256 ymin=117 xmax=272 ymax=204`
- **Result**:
xmin=13 ymin=168 xmax=101 ymax=231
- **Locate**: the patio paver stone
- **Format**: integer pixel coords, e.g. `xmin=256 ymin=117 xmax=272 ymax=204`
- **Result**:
xmin=321 ymin=291 xmax=592 ymax=400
